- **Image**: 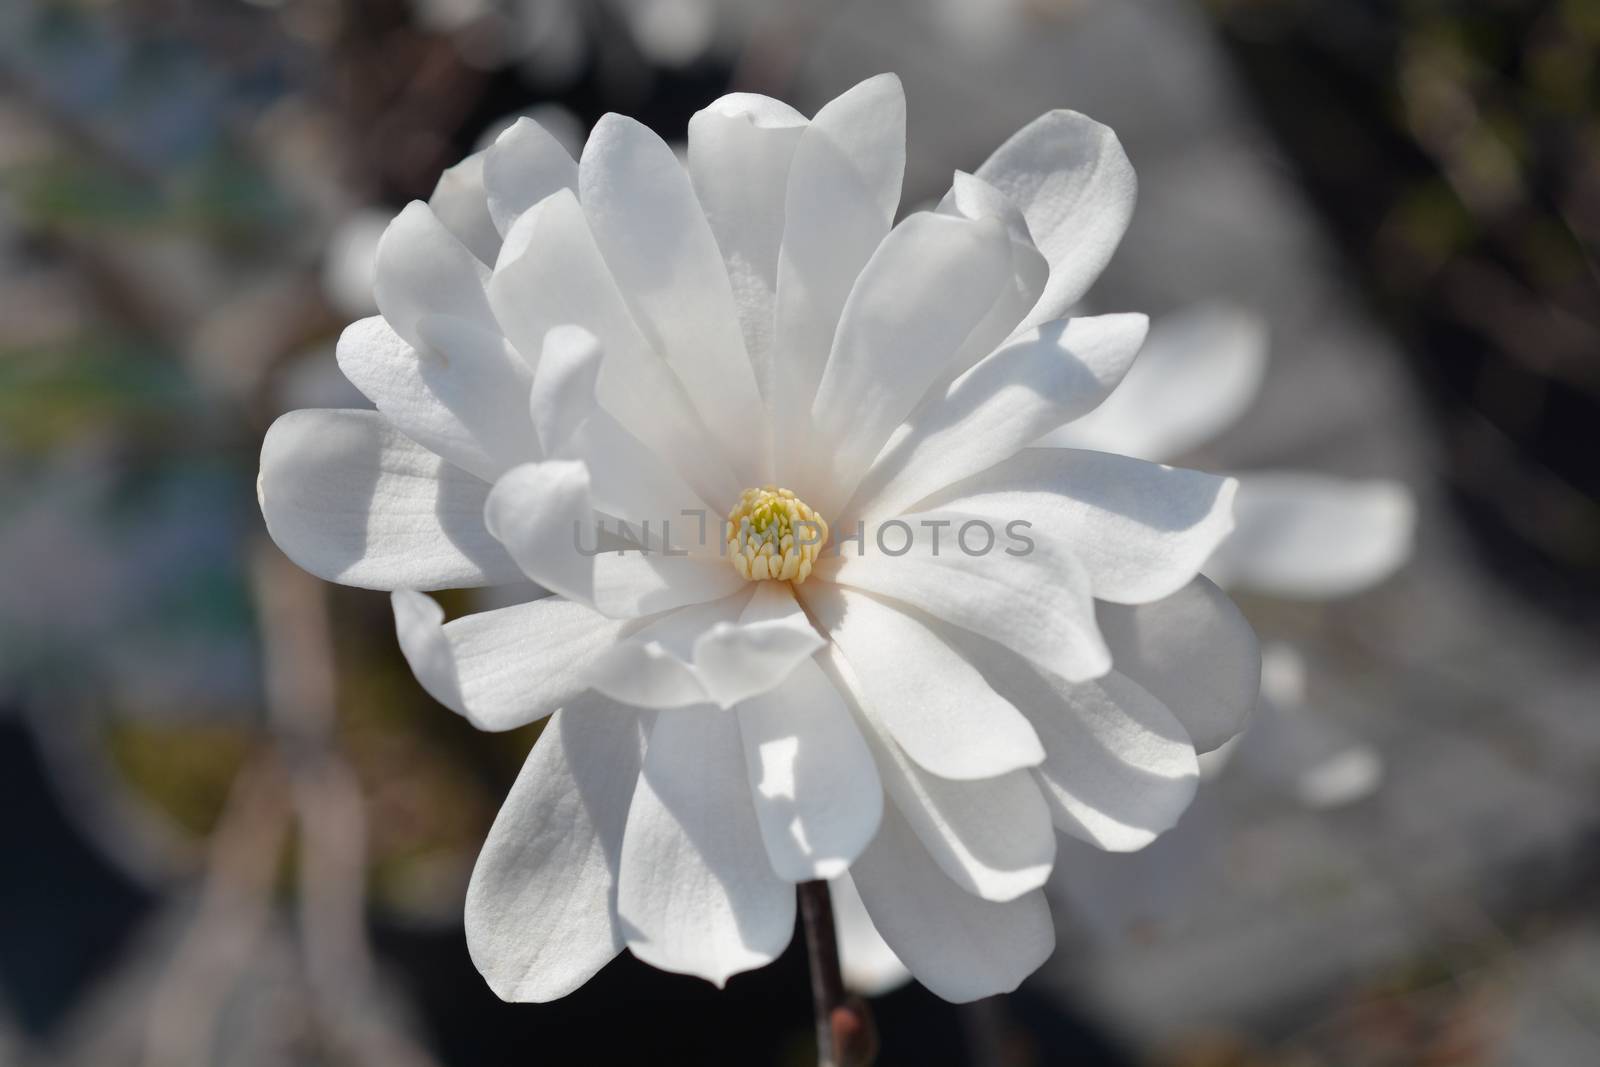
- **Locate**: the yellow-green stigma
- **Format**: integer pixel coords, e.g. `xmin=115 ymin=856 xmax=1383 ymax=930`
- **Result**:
xmin=726 ymin=487 xmax=829 ymax=585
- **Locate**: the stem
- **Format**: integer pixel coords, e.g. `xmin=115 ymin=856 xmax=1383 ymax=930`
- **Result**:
xmin=798 ymin=880 xmax=846 ymax=1067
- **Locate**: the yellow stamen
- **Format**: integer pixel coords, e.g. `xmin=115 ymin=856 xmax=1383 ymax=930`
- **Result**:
xmin=725 ymin=487 xmax=828 ymax=586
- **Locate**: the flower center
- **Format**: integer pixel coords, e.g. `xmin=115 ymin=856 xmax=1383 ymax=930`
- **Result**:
xmin=726 ymin=487 xmax=829 ymax=585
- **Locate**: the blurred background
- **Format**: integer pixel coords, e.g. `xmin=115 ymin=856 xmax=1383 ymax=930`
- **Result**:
xmin=2 ymin=0 xmax=1598 ymax=1064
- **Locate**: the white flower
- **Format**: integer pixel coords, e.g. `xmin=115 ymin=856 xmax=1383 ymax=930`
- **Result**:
xmin=258 ymin=75 xmax=1261 ymax=1003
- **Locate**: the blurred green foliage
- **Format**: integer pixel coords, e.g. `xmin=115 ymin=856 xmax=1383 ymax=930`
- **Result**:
xmin=0 ymin=337 xmax=197 ymax=450
xmin=102 ymin=720 xmax=260 ymax=839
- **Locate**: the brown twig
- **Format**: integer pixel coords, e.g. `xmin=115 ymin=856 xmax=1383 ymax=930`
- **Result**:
xmin=798 ymin=880 xmax=878 ymax=1067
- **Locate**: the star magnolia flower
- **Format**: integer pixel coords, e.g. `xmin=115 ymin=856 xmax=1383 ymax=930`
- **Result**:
xmin=258 ymin=74 xmax=1262 ymax=1003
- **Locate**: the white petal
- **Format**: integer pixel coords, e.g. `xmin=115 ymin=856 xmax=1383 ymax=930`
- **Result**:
xmin=391 ymin=590 xmax=627 ymax=731
xmin=482 ymin=116 xmax=578 ymax=235
xmin=1097 ymin=577 xmax=1261 ymax=753
xmin=930 ymin=170 xmax=1050 ymax=388
xmin=829 ymin=874 xmax=912 ymax=997
xmin=592 ymin=554 xmax=746 ymax=619
xmin=1203 ymin=474 xmax=1416 ymax=598
xmin=687 ymin=93 xmax=808 ymax=399
xmin=975 ymin=110 xmax=1136 ymax=330
xmin=490 ymin=190 xmax=740 ymax=510
xmin=899 ymin=613 xmax=1199 ymax=851
xmin=483 ymin=105 xmax=584 ymax=158
xmin=404 ymin=318 xmax=539 ymax=482
xmin=1040 ymin=303 xmax=1268 ymax=461
xmin=848 ymin=801 xmax=1054 ymax=1003
xmin=526 ymin=324 xmax=601 ymax=455
xmin=809 ymin=211 xmax=1013 ymax=514
xmin=819 ymin=646 xmax=1055 ymax=902
xmin=530 ymin=325 xmax=714 ymax=526
xmin=465 ymin=701 xmax=644 ymax=1001
xmin=1031 ymin=676 xmax=1200 ymax=850
xmin=739 ymin=657 xmax=882 ymax=881
xmin=848 ymin=313 xmax=1150 ymax=521
xmin=694 ymin=582 xmax=825 ymax=707
xmin=799 ymin=583 xmax=1043 ymax=780
xmin=335 ymin=315 xmax=537 ymax=483
xmin=580 ymin=114 xmax=765 ymax=485
xmin=771 ymin=74 xmax=906 ymax=486
xmin=912 ymin=448 xmax=1236 ymax=605
xmin=583 ymin=623 xmax=712 ymax=711
xmin=817 ymin=510 xmax=1109 ymax=682
xmin=482 ymin=458 xmax=595 ymax=604
xmin=429 ymin=149 xmax=501 ymax=265
xmin=618 ymin=708 xmax=794 ymax=986
xmin=483 ymin=461 xmax=744 ymax=616
xmin=259 ymin=408 xmax=521 ymax=590
xmin=585 ymin=584 xmax=822 ymax=710
xmin=798 ymin=74 xmax=904 ymax=220
xmin=372 ymin=201 xmax=494 ymax=352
